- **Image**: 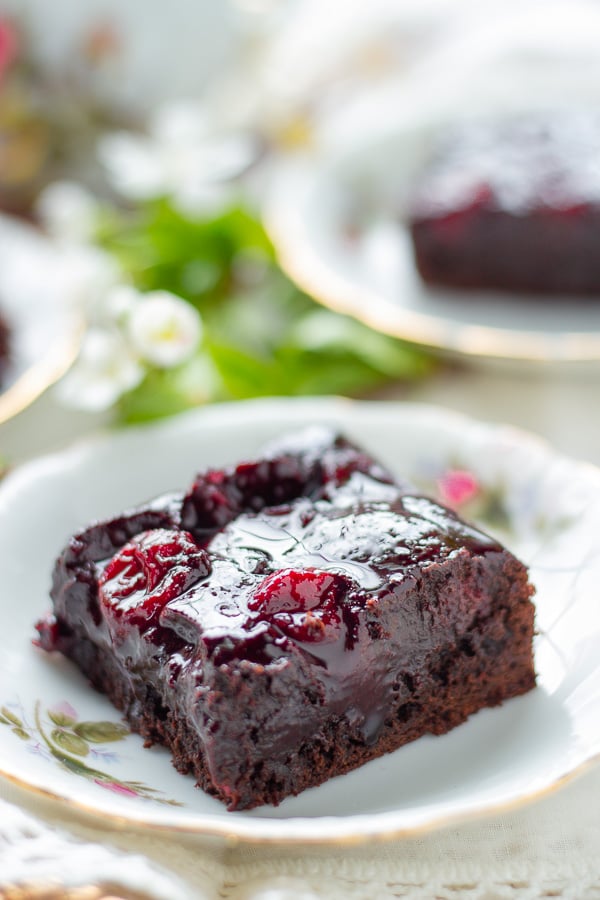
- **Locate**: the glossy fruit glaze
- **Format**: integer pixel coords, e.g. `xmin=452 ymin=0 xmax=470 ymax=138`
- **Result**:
xmin=43 ymin=429 xmax=504 ymax=680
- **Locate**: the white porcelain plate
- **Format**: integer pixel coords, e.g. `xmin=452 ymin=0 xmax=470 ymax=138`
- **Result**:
xmin=0 ymin=214 xmax=82 ymax=423
xmin=268 ymin=142 xmax=600 ymax=364
xmin=1 ymin=398 xmax=599 ymax=845
xmin=267 ymin=1 xmax=600 ymax=363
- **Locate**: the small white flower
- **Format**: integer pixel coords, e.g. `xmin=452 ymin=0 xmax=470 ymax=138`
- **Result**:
xmin=54 ymin=245 xmax=122 ymax=316
xmin=58 ymin=328 xmax=144 ymax=412
xmin=99 ymin=101 xmax=257 ymax=214
xmin=98 ymin=131 xmax=166 ymax=200
xmin=103 ymin=284 xmax=141 ymax=325
xmin=36 ymin=181 xmax=99 ymax=244
xmin=127 ymin=290 xmax=202 ymax=368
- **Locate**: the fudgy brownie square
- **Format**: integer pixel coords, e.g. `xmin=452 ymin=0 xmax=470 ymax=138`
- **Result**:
xmin=37 ymin=429 xmax=536 ymax=810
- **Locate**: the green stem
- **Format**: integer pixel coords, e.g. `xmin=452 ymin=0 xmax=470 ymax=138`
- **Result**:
xmin=34 ymin=700 xmax=56 ymax=755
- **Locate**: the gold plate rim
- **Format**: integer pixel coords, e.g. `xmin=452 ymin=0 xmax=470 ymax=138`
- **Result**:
xmin=1 ymin=754 xmax=597 ymax=848
xmin=0 ymin=321 xmax=83 ymax=425
xmin=266 ymin=166 xmax=600 ymax=365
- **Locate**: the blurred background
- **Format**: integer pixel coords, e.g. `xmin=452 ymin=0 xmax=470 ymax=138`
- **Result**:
xmin=2 ymin=0 xmax=600 ymax=462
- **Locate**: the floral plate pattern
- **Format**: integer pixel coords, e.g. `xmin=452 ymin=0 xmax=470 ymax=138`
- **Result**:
xmin=0 ymin=397 xmax=599 ymax=845
xmin=0 ymin=700 xmax=179 ymax=806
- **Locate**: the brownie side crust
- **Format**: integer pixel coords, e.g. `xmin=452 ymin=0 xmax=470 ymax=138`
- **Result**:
xmin=37 ymin=430 xmax=536 ymax=811
xmin=50 ymin=553 xmax=534 ymax=810
xmin=410 ymin=209 xmax=600 ymax=295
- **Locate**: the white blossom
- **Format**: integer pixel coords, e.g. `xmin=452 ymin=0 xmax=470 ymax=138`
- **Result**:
xmin=57 ymin=328 xmax=144 ymax=412
xmin=36 ymin=181 xmax=99 ymax=244
xmin=127 ymin=290 xmax=202 ymax=368
xmin=103 ymin=284 xmax=141 ymax=325
xmin=53 ymin=245 xmax=122 ymax=316
xmin=99 ymin=101 xmax=257 ymax=215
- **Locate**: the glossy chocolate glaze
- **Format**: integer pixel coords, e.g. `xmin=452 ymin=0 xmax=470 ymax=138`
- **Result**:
xmin=40 ymin=428 xmax=515 ymax=798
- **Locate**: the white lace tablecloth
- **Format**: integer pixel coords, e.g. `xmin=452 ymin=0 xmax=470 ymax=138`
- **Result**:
xmin=2 ymin=764 xmax=600 ymax=900
xmin=2 ymin=370 xmax=600 ymax=899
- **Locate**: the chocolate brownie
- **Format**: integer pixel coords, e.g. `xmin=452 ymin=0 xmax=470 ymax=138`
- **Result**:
xmin=409 ymin=112 xmax=600 ymax=294
xmin=36 ymin=428 xmax=536 ymax=811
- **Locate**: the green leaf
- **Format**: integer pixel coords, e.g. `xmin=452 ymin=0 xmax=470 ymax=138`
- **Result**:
xmin=1 ymin=707 xmax=22 ymax=728
xmin=11 ymin=727 xmax=29 ymax=741
xmin=95 ymin=196 xmax=433 ymax=424
xmin=118 ymin=373 xmax=194 ymax=423
xmin=117 ymin=357 xmax=220 ymax=423
xmin=477 ymin=489 xmax=511 ymax=532
xmin=51 ymin=729 xmax=89 ymax=757
xmin=98 ymin=200 xmax=273 ymax=306
xmin=207 ymin=341 xmax=282 ymax=399
xmin=289 ymin=310 xmax=433 ymax=380
xmin=73 ymin=721 xmax=129 ymax=743
xmin=278 ymin=350 xmax=384 ymax=397
xmin=48 ymin=710 xmax=77 ymax=728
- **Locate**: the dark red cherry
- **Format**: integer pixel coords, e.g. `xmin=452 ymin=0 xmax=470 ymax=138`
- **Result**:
xmin=249 ymin=568 xmax=351 ymax=643
xmin=98 ymin=529 xmax=210 ymax=628
xmin=181 ymin=457 xmax=320 ymax=540
xmin=34 ymin=613 xmax=61 ymax=652
xmin=248 ymin=569 xmax=340 ymax=614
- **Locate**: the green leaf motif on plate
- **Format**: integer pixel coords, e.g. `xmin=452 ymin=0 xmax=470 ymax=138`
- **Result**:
xmin=73 ymin=721 xmax=129 ymax=743
xmin=1 ymin=706 xmax=23 ymax=728
xmin=1 ymin=699 xmax=184 ymax=807
xmin=11 ymin=726 xmax=29 ymax=741
xmin=48 ymin=709 xmax=77 ymax=728
xmin=51 ymin=728 xmax=89 ymax=757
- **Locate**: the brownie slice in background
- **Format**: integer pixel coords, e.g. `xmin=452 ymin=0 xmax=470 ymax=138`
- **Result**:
xmin=409 ymin=112 xmax=600 ymax=295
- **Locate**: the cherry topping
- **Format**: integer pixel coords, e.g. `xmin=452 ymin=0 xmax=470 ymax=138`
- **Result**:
xmin=181 ymin=457 xmax=321 ymax=540
xmin=180 ymin=433 xmax=395 ymax=542
xmin=34 ymin=613 xmax=62 ymax=652
xmin=248 ymin=568 xmax=351 ymax=643
xmin=98 ymin=529 xmax=210 ymax=628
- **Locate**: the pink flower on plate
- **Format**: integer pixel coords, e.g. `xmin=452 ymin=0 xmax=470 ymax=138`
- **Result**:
xmin=49 ymin=701 xmax=78 ymax=722
xmin=94 ymin=778 xmax=139 ymax=798
xmin=0 ymin=20 xmax=18 ymax=79
xmin=437 ymin=469 xmax=480 ymax=510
